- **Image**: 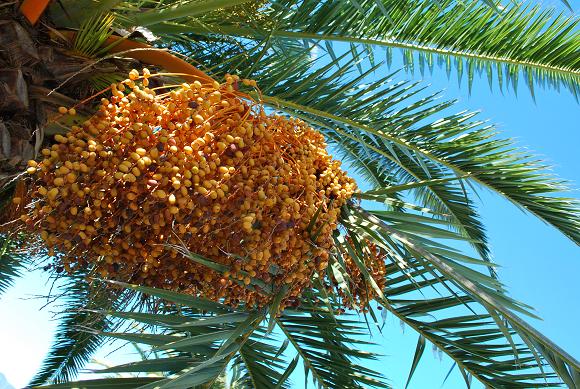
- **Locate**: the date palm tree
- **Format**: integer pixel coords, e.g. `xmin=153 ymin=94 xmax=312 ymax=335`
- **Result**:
xmin=0 ymin=0 xmax=579 ymax=388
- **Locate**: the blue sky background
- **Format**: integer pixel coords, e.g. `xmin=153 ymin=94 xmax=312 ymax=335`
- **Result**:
xmin=0 ymin=2 xmax=578 ymax=388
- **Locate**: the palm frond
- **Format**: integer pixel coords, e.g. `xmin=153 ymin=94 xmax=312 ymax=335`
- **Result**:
xmin=125 ymin=0 xmax=257 ymax=27
xmin=231 ymin=329 xmax=293 ymax=388
xmin=32 ymin=279 xmax=389 ymax=389
xmin=73 ymin=13 xmax=115 ymax=58
xmin=49 ymin=0 xmax=259 ymax=29
xmin=140 ymin=0 xmax=580 ymax=97
xmin=29 ymin=276 xmax=130 ymax=386
xmin=333 ymin=127 xmax=493 ymax=268
xmin=34 ymin=282 xmax=266 ymax=389
xmin=339 ymin=203 xmax=580 ymax=387
xmin=0 ymin=234 xmax=28 ymax=296
xmin=35 ymin=377 xmax=163 ymax=388
xmin=276 ymin=294 xmax=389 ymax=389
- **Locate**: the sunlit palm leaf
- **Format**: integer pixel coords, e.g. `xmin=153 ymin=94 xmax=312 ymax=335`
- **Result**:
xmin=339 ymin=202 xmax=580 ymax=387
xmin=138 ymin=0 xmax=580 ymax=97
xmin=35 ymin=282 xmax=264 ymax=389
xmin=231 ymin=329 xmax=293 ymax=388
xmin=33 ymin=280 xmax=389 ymax=389
xmin=276 ymin=294 xmax=389 ymax=389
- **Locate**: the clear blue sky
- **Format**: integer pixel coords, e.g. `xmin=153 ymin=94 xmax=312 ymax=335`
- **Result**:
xmin=0 ymin=5 xmax=579 ymax=388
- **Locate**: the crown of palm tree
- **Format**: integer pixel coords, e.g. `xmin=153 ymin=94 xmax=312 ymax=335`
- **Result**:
xmin=1 ymin=1 xmax=579 ymax=388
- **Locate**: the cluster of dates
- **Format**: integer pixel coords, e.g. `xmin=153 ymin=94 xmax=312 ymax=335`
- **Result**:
xmin=22 ymin=70 xmax=360 ymax=309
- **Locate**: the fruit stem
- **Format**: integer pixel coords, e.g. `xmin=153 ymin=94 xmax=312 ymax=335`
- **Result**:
xmin=55 ymin=30 xmax=217 ymax=85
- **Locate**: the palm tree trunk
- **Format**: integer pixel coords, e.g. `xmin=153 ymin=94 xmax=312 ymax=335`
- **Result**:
xmin=0 ymin=12 xmax=41 ymax=187
xmin=0 ymin=4 xmax=120 ymax=190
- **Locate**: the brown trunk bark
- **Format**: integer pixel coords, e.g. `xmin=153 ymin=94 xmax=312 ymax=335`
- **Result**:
xmin=0 ymin=5 xmax=133 ymax=191
xmin=0 ymin=15 xmax=41 ymax=186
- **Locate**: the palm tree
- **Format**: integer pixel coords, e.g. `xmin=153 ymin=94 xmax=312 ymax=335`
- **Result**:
xmin=0 ymin=0 xmax=579 ymax=388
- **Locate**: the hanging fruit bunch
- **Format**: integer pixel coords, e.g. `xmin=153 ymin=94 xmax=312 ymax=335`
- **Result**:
xmin=335 ymin=239 xmax=388 ymax=310
xmin=18 ymin=69 xmax=359 ymax=309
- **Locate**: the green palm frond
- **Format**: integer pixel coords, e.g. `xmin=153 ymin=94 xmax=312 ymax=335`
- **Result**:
xmin=33 ymin=282 xmax=264 ymax=389
xmin=125 ymin=0 xmax=257 ymax=27
xmin=29 ymin=276 xmax=131 ymax=386
xmin=231 ymin=330 xmax=293 ymax=388
xmin=74 ymin=13 xmax=115 ymax=58
xmin=339 ymin=203 xmax=580 ymax=387
xmin=49 ymin=0 xmax=259 ymax=28
xmin=0 ymin=235 xmax=28 ymax=297
xmin=134 ymin=0 xmax=580 ymax=98
xmin=276 ymin=297 xmax=389 ymax=389
xmin=332 ymin=127 xmax=492 ymax=268
xmin=98 ymin=283 xmax=267 ymax=388
xmin=33 ymin=280 xmax=388 ymax=389
xmin=35 ymin=377 xmax=163 ymax=388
